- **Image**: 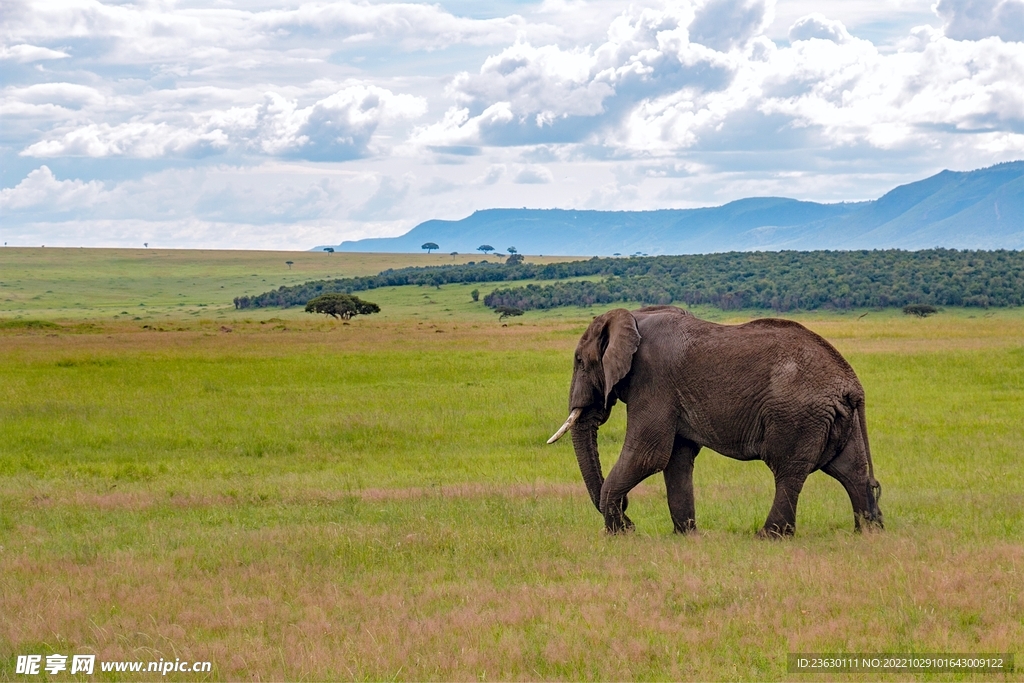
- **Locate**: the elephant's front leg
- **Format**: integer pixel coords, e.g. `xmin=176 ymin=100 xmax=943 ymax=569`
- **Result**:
xmin=664 ymin=437 xmax=701 ymax=533
xmin=600 ymin=409 xmax=675 ymax=533
xmin=758 ymin=464 xmax=812 ymax=538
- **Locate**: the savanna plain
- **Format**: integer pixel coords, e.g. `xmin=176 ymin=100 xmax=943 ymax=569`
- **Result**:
xmin=0 ymin=247 xmax=1022 ymax=681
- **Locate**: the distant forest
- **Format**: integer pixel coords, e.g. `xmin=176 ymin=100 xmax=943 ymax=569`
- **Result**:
xmin=235 ymin=249 xmax=1024 ymax=313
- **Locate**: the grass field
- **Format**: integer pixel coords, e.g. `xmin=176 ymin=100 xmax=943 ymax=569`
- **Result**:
xmin=1 ymin=248 xmax=1022 ymax=680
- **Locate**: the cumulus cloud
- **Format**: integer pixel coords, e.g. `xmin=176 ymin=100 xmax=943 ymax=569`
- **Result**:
xmin=23 ymin=85 xmax=426 ymax=160
xmin=760 ymin=29 xmax=1024 ymax=149
xmin=689 ymin=0 xmax=773 ymax=51
xmin=413 ymin=3 xmax=1024 ymax=161
xmin=935 ymin=0 xmax=1024 ymax=42
xmin=0 ymin=166 xmax=106 ymax=213
xmin=8 ymin=0 xmax=1024 ymax=249
xmin=411 ymin=2 xmax=747 ymax=149
xmin=788 ymin=14 xmax=853 ymax=43
xmin=0 ymin=44 xmax=69 ymax=62
xmin=23 ymin=122 xmax=230 ymax=159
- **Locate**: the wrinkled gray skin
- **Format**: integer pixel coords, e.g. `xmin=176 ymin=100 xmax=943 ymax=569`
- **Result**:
xmin=563 ymin=306 xmax=882 ymax=537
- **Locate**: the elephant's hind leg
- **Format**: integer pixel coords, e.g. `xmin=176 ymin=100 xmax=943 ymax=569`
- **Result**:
xmin=663 ymin=437 xmax=700 ymax=533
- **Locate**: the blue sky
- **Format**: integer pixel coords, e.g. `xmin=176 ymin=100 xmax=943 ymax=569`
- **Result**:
xmin=3 ymin=0 xmax=1024 ymax=249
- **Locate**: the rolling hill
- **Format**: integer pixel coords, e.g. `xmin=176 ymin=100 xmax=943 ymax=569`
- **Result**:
xmin=325 ymin=161 xmax=1024 ymax=255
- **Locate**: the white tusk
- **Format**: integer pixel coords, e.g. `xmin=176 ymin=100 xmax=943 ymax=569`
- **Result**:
xmin=547 ymin=408 xmax=582 ymax=444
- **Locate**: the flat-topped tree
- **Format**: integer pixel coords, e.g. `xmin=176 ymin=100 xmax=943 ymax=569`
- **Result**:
xmin=422 ymin=242 xmax=439 ymax=254
xmin=477 ymin=245 xmax=494 ymax=255
xmin=305 ymin=293 xmax=380 ymax=320
xmin=495 ymin=306 xmax=523 ymax=321
xmin=903 ymin=304 xmax=938 ymax=317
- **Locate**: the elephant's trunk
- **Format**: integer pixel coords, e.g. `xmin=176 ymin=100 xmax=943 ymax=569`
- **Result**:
xmin=569 ymin=410 xmax=605 ymax=512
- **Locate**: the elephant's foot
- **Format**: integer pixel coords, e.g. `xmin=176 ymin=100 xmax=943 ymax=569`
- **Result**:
xmin=756 ymin=522 xmax=795 ymax=539
xmin=854 ymin=513 xmax=884 ymax=533
xmin=672 ymin=519 xmax=697 ymax=534
xmin=604 ymin=512 xmax=634 ymax=534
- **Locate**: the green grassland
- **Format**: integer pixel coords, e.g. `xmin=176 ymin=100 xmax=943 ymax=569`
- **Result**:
xmin=0 ymin=247 xmax=581 ymax=321
xmin=0 ymin=248 xmax=1022 ymax=681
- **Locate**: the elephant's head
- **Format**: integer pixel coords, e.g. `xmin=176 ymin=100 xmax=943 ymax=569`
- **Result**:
xmin=548 ymin=308 xmax=641 ymax=529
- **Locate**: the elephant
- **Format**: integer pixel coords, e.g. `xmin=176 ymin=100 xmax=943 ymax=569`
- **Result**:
xmin=548 ymin=306 xmax=883 ymax=537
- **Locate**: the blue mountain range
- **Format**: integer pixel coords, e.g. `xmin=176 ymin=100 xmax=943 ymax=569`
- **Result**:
xmin=324 ymin=161 xmax=1024 ymax=255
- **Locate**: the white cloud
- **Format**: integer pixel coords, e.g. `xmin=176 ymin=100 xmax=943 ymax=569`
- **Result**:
xmin=2 ymin=0 xmax=531 ymax=66
xmin=513 ymin=164 xmax=554 ymax=183
xmin=348 ymin=174 xmax=412 ymax=220
xmin=689 ymin=0 xmax=774 ymax=51
xmin=23 ymin=85 xmax=426 ymax=160
xmin=759 ymin=29 xmax=1024 ymax=149
xmin=0 ymin=166 xmax=106 ymax=212
xmin=413 ymin=3 xmax=1024 ymax=162
xmin=6 ymin=0 xmax=1024 ymax=249
xmin=0 ymin=44 xmax=69 ymax=62
xmin=935 ymin=0 xmax=1024 ymax=42
xmin=2 ymin=162 xmax=383 ymax=225
xmin=411 ymin=3 xmax=746 ymax=149
xmin=22 ymin=121 xmax=231 ymax=159
xmin=788 ymin=13 xmax=853 ymax=43
xmin=421 ymin=176 xmax=457 ymax=194
xmin=0 ymin=83 xmax=109 ymax=124
xmin=480 ymin=164 xmax=506 ymax=184
xmin=5 ymin=83 xmax=106 ymax=108
xmin=255 ymin=2 xmax=533 ymax=51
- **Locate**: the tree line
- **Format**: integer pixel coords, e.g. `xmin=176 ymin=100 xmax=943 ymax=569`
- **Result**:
xmin=233 ymin=258 xmax=607 ymax=308
xmin=235 ymin=249 xmax=1024 ymax=312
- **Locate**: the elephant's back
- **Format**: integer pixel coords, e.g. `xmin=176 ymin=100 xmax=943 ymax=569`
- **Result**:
xmin=649 ymin=313 xmax=863 ymax=400
xmin=740 ymin=318 xmax=859 ymax=383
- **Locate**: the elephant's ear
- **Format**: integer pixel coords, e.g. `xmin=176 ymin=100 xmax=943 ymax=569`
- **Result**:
xmin=601 ymin=308 xmax=641 ymax=408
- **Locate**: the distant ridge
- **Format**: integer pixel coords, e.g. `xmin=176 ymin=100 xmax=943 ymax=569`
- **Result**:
xmin=321 ymin=161 xmax=1024 ymax=255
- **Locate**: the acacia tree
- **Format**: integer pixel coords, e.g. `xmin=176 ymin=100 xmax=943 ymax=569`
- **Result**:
xmin=477 ymin=244 xmax=494 ymax=256
xmin=422 ymin=242 xmax=439 ymax=254
xmin=305 ymin=293 xmax=380 ymax=320
xmin=495 ymin=305 xmax=523 ymax=321
xmin=903 ymin=304 xmax=938 ymax=317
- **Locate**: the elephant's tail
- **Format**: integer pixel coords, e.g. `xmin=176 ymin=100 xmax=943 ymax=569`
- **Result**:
xmin=854 ymin=398 xmax=881 ymax=503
